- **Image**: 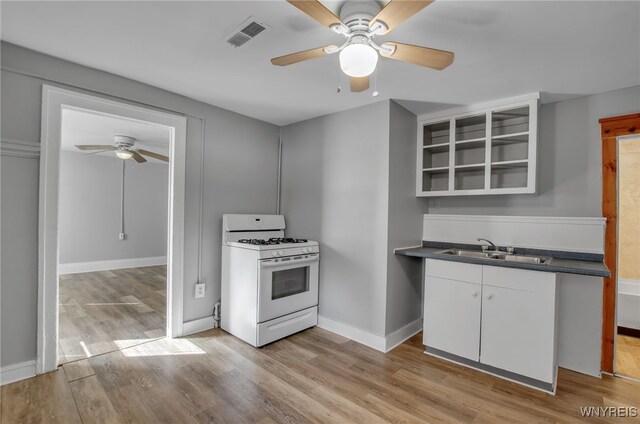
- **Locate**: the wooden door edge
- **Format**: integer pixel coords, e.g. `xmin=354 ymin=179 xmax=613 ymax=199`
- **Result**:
xmin=599 ymin=113 xmax=640 ymax=374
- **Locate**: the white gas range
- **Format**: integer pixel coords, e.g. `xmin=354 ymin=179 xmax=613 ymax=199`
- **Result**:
xmin=221 ymin=214 xmax=319 ymax=347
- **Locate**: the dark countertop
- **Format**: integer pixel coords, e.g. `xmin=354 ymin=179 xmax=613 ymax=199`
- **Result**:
xmin=394 ymin=243 xmax=610 ymax=278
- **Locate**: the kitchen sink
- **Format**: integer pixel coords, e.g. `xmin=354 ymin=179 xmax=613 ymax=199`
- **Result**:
xmin=503 ymin=254 xmax=551 ymax=264
xmin=438 ymin=249 xmax=494 ymax=259
xmin=436 ymin=249 xmax=551 ymax=264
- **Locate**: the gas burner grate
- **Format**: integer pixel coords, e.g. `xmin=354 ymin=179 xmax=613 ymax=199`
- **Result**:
xmin=237 ymin=238 xmax=309 ymax=245
xmin=268 ymin=237 xmax=308 ymax=244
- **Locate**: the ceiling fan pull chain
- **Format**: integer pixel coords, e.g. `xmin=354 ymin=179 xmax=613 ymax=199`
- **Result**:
xmin=336 ymin=62 xmax=342 ymax=94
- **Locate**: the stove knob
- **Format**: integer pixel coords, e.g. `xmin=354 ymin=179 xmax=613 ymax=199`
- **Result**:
xmin=279 ymin=250 xmax=285 ymax=256
xmin=303 ymin=247 xmax=310 ymax=253
xmin=272 ymin=251 xmax=280 ymax=257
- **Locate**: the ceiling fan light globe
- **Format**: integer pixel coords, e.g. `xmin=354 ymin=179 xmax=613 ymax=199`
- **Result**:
xmin=339 ymin=44 xmax=378 ymax=77
xmin=115 ymin=150 xmax=133 ymax=160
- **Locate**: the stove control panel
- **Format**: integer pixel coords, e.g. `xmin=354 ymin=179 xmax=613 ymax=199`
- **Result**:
xmin=258 ymin=244 xmax=319 ymax=260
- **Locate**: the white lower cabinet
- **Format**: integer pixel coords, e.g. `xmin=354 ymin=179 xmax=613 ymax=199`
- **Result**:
xmin=423 ymin=259 xmax=558 ymax=391
xmin=424 ymin=276 xmax=481 ymax=361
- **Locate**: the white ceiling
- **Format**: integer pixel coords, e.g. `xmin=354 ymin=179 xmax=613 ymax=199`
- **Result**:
xmin=2 ymin=1 xmax=639 ymax=125
xmin=61 ymin=108 xmax=170 ymax=163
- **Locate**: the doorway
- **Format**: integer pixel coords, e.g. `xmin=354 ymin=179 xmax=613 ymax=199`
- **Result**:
xmin=599 ymin=113 xmax=640 ymax=376
xmin=57 ymin=108 xmax=172 ymax=364
xmin=38 ymin=86 xmax=187 ymax=374
xmin=615 ymin=135 xmax=640 ymax=380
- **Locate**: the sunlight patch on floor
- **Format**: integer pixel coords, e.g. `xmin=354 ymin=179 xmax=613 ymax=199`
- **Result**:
xmin=117 ymin=338 xmax=205 ymax=357
xmin=79 ymin=341 xmax=92 ymax=358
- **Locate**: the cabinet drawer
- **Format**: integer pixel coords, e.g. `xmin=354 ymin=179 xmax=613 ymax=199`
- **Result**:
xmin=483 ymin=265 xmax=555 ymax=295
xmin=257 ymin=306 xmax=317 ymax=347
xmin=426 ymin=259 xmax=482 ymax=284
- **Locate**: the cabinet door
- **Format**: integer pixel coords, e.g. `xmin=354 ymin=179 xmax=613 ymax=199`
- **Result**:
xmin=424 ymin=276 xmax=481 ymax=361
xmin=480 ymin=282 xmax=556 ymax=383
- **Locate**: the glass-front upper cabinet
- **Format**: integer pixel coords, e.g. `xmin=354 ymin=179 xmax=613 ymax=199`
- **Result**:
xmin=416 ymin=93 xmax=539 ymax=197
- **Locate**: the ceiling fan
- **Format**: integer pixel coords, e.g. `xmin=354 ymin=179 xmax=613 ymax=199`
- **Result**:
xmin=271 ymin=0 xmax=454 ymax=92
xmin=75 ymin=135 xmax=169 ymax=163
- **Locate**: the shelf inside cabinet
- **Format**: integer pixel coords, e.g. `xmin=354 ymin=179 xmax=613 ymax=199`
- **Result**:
xmin=455 ymin=163 xmax=485 ymax=171
xmin=423 ymin=142 xmax=450 ymax=153
xmin=491 ymin=131 xmax=529 ymax=145
xmin=423 ymin=166 xmax=450 ymax=174
xmin=455 ymin=138 xmax=486 ymax=150
xmin=491 ymin=159 xmax=528 ymax=169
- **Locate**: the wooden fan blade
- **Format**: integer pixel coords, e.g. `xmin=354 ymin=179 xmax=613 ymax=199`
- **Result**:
xmin=380 ymin=42 xmax=454 ymax=70
xmin=131 ymin=151 xmax=147 ymax=163
xmin=75 ymin=145 xmax=116 ymax=151
xmin=350 ymin=76 xmax=370 ymax=92
xmin=287 ymin=0 xmax=343 ymax=28
xmin=83 ymin=149 xmax=112 ymax=156
xmin=370 ymin=0 xmax=433 ymax=35
xmin=271 ymin=45 xmax=336 ymax=66
xmin=138 ymin=149 xmax=169 ymax=163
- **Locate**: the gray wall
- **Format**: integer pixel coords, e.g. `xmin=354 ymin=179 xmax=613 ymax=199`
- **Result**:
xmin=281 ymin=101 xmax=391 ymax=337
xmin=0 ymin=156 xmax=40 ymax=370
xmin=58 ymin=151 xmax=168 ymax=264
xmin=281 ymin=100 xmax=426 ymax=338
xmin=427 ymin=85 xmax=640 ymax=215
xmin=0 ymin=42 xmax=279 ymax=368
xmin=385 ymin=102 xmax=426 ymax=334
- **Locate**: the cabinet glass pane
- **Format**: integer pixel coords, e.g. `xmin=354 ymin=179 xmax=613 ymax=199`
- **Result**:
xmin=492 ymin=106 xmax=529 ymax=137
xmin=491 ymin=142 xmax=528 ymax=162
xmin=455 ymin=145 xmax=485 ymax=167
xmin=455 ymin=169 xmax=485 ymax=191
xmin=422 ymin=172 xmax=449 ymax=192
xmin=455 ymin=114 xmax=486 ymax=142
xmin=423 ymin=121 xmax=449 ymax=146
xmin=490 ymin=166 xmax=528 ymax=189
xmin=423 ymin=149 xmax=449 ymax=169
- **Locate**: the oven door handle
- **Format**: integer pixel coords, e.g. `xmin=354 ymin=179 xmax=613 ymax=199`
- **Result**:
xmin=260 ymin=254 xmax=319 ymax=268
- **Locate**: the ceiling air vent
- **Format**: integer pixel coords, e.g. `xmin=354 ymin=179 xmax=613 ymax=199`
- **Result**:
xmin=225 ymin=17 xmax=268 ymax=48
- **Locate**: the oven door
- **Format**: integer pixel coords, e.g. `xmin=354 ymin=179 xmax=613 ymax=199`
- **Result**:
xmin=257 ymin=253 xmax=319 ymax=323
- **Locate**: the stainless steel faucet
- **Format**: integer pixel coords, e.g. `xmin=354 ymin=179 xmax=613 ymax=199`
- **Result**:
xmin=477 ymin=238 xmax=499 ymax=252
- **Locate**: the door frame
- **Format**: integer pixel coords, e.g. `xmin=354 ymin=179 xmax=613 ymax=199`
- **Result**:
xmin=599 ymin=113 xmax=640 ymax=374
xmin=38 ymin=85 xmax=187 ymax=373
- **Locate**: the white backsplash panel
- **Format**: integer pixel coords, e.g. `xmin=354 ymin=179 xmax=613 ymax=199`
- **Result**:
xmin=422 ymin=214 xmax=605 ymax=254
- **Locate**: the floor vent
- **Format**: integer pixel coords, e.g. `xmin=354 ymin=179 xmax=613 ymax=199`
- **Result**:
xmin=225 ymin=17 xmax=268 ymax=48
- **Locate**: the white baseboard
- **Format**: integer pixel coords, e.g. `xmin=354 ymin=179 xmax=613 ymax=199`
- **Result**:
xmin=182 ymin=316 xmax=215 ymax=337
xmin=59 ymin=256 xmax=167 ymax=274
xmin=318 ymin=315 xmax=386 ymax=351
xmin=1 ymin=360 xmax=36 ymax=386
xmin=619 ymin=278 xmax=640 ymax=296
xmin=385 ymin=318 xmax=423 ymax=352
xmin=317 ymin=316 xmax=423 ymax=353
xmin=618 ymin=279 xmax=640 ymax=330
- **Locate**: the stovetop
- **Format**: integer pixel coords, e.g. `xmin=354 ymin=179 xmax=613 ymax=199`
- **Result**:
xmin=238 ymin=237 xmax=309 ymax=246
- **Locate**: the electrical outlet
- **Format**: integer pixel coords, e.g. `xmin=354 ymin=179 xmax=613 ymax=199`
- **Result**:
xmin=195 ymin=283 xmax=205 ymax=299
xmin=118 ymin=233 xmax=127 ymax=240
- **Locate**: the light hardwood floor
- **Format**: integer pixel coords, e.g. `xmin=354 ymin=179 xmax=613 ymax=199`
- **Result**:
xmin=58 ymin=266 xmax=166 ymax=364
xmin=617 ymin=334 xmax=640 ymax=380
xmin=3 ymin=327 xmax=639 ymax=423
